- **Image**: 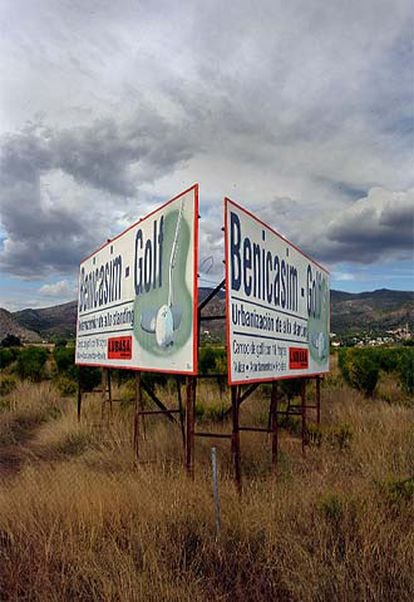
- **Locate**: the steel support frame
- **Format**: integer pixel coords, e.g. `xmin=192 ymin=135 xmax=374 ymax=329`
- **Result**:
xmin=76 ymin=276 xmax=323 ymax=492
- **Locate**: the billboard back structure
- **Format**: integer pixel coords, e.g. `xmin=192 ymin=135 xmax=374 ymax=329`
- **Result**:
xmin=75 ymin=185 xmax=198 ymax=374
xmin=225 ymin=198 xmax=330 ymax=385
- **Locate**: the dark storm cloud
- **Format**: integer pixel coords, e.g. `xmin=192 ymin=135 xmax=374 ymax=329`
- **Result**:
xmin=298 ymin=188 xmax=414 ymax=264
xmin=54 ymin=110 xmax=192 ymax=196
xmin=0 ymin=111 xmax=194 ymax=276
xmin=0 ymin=128 xmax=95 ymax=276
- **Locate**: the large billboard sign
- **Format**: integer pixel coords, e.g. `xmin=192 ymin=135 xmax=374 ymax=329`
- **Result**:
xmin=225 ymin=198 xmax=330 ymax=385
xmin=75 ymin=185 xmax=198 ymax=374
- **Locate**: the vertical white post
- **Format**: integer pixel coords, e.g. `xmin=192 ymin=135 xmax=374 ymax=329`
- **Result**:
xmin=211 ymin=446 xmax=221 ymax=540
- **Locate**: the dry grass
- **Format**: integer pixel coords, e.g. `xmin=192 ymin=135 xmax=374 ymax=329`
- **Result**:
xmin=0 ymin=376 xmax=413 ymax=601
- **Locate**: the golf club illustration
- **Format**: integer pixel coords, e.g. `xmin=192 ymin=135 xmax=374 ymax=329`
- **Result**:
xmin=140 ymin=201 xmax=185 ymax=348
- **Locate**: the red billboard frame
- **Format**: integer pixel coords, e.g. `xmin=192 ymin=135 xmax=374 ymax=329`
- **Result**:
xmin=224 ymin=197 xmax=330 ymax=386
xmin=75 ymin=184 xmax=199 ymax=375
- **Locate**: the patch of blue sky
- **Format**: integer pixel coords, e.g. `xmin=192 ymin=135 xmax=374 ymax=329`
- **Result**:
xmin=331 ymin=259 xmax=413 ymax=293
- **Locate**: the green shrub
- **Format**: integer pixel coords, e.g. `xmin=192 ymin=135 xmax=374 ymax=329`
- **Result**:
xmin=280 ymin=379 xmax=303 ymax=402
xmin=199 ymin=346 xmax=227 ymax=375
xmin=16 ymin=347 xmax=49 ymax=382
xmin=53 ymin=346 xmax=77 ymax=380
xmin=374 ymin=347 xmax=401 ymax=373
xmin=339 ymin=348 xmax=379 ymax=397
xmin=53 ymin=346 xmax=101 ymax=392
xmin=0 ymin=334 xmax=22 ymax=348
xmin=55 ymin=375 xmax=77 ymax=397
xmin=199 ymin=346 xmax=216 ymax=374
xmin=338 ymin=347 xmax=350 ymax=382
xmin=0 ymin=348 xmax=15 ymax=370
xmin=397 ymin=349 xmax=414 ymax=395
xmin=80 ymin=367 xmax=102 ymax=392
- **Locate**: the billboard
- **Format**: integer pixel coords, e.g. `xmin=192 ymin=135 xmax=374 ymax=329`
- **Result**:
xmin=75 ymin=185 xmax=198 ymax=374
xmin=225 ymin=198 xmax=330 ymax=385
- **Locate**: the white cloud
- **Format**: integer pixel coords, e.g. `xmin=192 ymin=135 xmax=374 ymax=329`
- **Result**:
xmin=39 ymin=280 xmax=72 ymax=297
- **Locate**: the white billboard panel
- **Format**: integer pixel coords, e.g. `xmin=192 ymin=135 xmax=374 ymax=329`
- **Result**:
xmin=75 ymin=185 xmax=198 ymax=374
xmin=225 ymin=198 xmax=330 ymax=385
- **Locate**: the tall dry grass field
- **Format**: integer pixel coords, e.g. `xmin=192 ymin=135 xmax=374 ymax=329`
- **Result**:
xmin=0 ymin=373 xmax=413 ymax=601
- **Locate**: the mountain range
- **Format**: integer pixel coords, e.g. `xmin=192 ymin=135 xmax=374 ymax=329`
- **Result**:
xmin=0 ymin=288 xmax=413 ymax=343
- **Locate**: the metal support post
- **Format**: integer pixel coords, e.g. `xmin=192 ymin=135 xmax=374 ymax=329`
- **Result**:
xmin=133 ymin=372 xmax=141 ymax=459
xmin=107 ymin=369 xmax=113 ymax=414
xmin=185 ymin=376 xmax=196 ymax=478
xmin=176 ymin=377 xmax=186 ymax=460
xmin=270 ymin=381 xmax=278 ymax=472
xmin=101 ymin=369 xmax=107 ymax=418
xmin=316 ymin=376 xmax=321 ymax=426
xmin=77 ymin=367 xmax=82 ymax=422
xmin=231 ymin=386 xmax=242 ymax=495
xmin=301 ymin=379 xmax=307 ymax=455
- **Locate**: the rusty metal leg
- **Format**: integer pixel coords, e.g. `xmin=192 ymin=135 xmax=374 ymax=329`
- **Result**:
xmin=301 ymin=379 xmax=307 ymax=455
xmin=77 ymin=367 xmax=82 ymax=422
xmin=231 ymin=386 xmax=242 ymax=495
xmin=101 ymin=369 xmax=107 ymax=419
xmin=316 ymin=376 xmax=321 ymax=426
xmin=139 ymin=374 xmax=147 ymax=440
xmin=177 ymin=377 xmax=186 ymax=461
xmin=185 ymin=376 xmax=195 ymax=478
xmin=108 ymin=369 xmax=113 ymax=415
xmin=133 ymin=372 xmax=141 ymax=459
xmin=270 ymin=382 xmax=278 ymax=473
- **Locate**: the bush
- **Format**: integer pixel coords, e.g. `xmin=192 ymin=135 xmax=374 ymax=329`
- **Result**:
xmin=53 ymin=346 xmax=102 ymax=392
xmin=397 ymin=349 xmax=414 ymax=395
xmin=199 ymin=346 xmax=217 ymax=374
xmin=373 ymin=347 xmax=400 ymax=373
xmin=16 ymin=347 xmax=49 ymax=382
xmin=280 ymin=379 xmax=303 ymax=402
xmin=0 ymin=348 xmax=15 ymax=370
xmin=339 ymin=348 xmax=379 ymax=397
xmin=55 ymin=375 xmax=77 ymax=397
xmin=199 ymin=346 xmax=227 ymax=375
xmin=53 ymin=346 xmax=77 ymax=380
xmin=1 ymin=334 xmax=22 ymax=348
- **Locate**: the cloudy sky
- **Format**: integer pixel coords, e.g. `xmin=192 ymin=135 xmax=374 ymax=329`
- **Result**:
xmin=0 ymin=0 xmax=413 ymax=310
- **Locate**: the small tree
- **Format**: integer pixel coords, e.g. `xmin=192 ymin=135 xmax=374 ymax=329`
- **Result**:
xmin=16 ymin=347 xmax=49 ymax=382
xmin=397 ymin=349 xmax=414 ymax=395
xmin=1 ymin=334 xmax=22 ymax=348
xmin=339 ymin=348 xmax=380 ymax=397
xmin=0 ymin=348 xmax=15 ymax=370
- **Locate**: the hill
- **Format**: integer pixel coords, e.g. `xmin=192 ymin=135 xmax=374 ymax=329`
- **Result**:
xmin=13 ymin=301 xmax=77 ymax=340
xmin=0 ymin=308 xmax=41 ymax=343
xmin=7 ymin=288 xmax=414 ymax=340
xmin=330 ymin=288 xmax=413 ymax=335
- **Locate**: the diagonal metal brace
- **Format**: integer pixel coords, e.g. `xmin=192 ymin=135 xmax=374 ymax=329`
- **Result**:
xmin=141 ymin=381 xmax=177 ymax=423
xmin=222 ymin=382 xmax=260 ymax=419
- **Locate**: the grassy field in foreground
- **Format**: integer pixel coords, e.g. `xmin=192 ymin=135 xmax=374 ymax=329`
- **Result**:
xmin=0 ymin=375 xmax=413 ymax=601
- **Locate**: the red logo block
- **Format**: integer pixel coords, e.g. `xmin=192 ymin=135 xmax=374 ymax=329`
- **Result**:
xmin=289 ymin=347 xmax=309 ymax=370
xmin=108 ymin=336 xmax=132 ymax=360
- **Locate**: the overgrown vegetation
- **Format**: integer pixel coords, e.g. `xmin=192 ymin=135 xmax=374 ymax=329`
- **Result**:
xmin=15 ymin=347 xmax=49 ymax=382
xmin=0 ymin=349 xmax=413 ymax=600
xmin=339 ymin=346 xmax=414 ymax=398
